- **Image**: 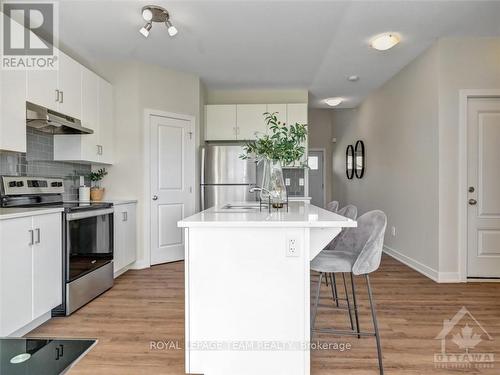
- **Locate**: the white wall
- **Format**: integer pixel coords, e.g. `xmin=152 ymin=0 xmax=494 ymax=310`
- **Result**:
xmin=206 ymin=89 xmax=308 ymax=104
xmin=94 ymin=61 xmax=202 ymax=267
xmin=437 ymin=38 xmax=500 ymax=274
xmin=332 ymin=44 xmax=441 ymax=273
xmin=308 ymin=109 xmax=334 ymax=204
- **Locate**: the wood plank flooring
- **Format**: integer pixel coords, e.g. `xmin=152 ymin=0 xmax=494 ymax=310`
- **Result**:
xmin=28 ymin=255 xmax=500 ymax=374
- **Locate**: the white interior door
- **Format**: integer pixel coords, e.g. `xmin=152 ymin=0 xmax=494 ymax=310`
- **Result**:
xmin=308 ymin=150 xmax=324 ymax=207
xmin=150 ymin=114 xmax=194 ymax=265
xmin=467 ymin=97 xmax=500 ymax=278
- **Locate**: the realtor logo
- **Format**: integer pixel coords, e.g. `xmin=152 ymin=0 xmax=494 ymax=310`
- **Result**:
xmin=1 ymin=1 xmax=58 ymax=70
xmin=434 ymin=306 xmax=494 ymax=369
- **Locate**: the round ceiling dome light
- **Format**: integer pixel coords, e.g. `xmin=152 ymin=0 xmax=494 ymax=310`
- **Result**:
xmin=370 ymin=33 xmax=400 ymax=51
xmin=142 ymin=8 xmax=153 ymax=21
xmin=347 ymin=75 xmax=359 ymax=82
xmin=324 ymin=97 xmax=343 ymax=107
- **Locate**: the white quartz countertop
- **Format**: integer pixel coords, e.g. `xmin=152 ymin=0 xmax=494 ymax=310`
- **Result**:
xmin=71 ymin=199 xmax=138 ymax=205
xmin=178 ymin=202 xmax=357 ymax=228
xmin=0 ymin=207 xmax=64 ymax=220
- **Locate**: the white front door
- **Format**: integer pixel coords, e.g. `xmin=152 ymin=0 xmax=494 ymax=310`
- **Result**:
xmin=467 ymin=97 xmax=500 ymax=278
xmin=150 ymin=114 xmax=195 ymax=265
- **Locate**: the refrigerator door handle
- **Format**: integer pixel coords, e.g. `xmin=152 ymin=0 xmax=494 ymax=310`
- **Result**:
xmin=201 ymin=146 xmax=206 ymax=185
xmin=201 ymin=185 xmax=205 ymax=211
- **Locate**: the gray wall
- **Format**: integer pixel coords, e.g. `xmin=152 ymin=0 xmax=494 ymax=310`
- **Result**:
xmin=0 ymin=128 xmax=90 ymax=200
xmin=332 ymin=43 xmax=440 ymax=272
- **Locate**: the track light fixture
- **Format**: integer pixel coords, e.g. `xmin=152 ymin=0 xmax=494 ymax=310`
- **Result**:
xmin=140 ymin=5 xmax=178 ymax=38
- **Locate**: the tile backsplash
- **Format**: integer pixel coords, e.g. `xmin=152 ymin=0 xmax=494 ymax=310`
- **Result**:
xmin=0 ymin=128 xmax=91 ymax=200
xmin=283 ymin=168 xmax=305 ymax=197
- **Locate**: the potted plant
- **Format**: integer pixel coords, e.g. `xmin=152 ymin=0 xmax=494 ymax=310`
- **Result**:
xmin=241 ymin=112 xmax=307 ymax=208
xmin=88 ymin=168 xmax=108 ymax=201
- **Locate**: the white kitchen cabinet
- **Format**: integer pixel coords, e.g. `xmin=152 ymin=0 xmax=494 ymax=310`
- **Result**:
xmin=205 ymin=105 xmax=237 ymax=140
xmin=98 ymin=79 xmax=114 ymax=164
xmin=0 ymin=213 xmax=62 ymax=336
xmin=0 ymin=217 xmax=33 ymax=336
xmin=32 ymin=214 xmax=63 ymax=319
xmin=26 ymin=68 xmax=58 ymax=111
xmin=286 ymin=103 xmax=308 ymax=125
xmin=113 ymin=203 xmax=137 ymax=277
xmin=266 ymin=104 xmax=287 ymax=125
xmin=57 ymin=52 xmax=82 ymax=119
xmin=0 ymin=69 xmax=27 ymax=152
xmin=54 ymin=75 xmax=114 ymax=165
xmin=236 ymin=104 xmax=267 ymax=140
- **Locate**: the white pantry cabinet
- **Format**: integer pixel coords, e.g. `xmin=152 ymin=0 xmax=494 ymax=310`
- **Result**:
xmin=204 ymin=103 xmax=308 ymax=141
xmin=0 ymin=212 xmax=62 ymax=336
xmin=0 ymin=69 xmax=27 ymax=153
xmin=113 ymin=203 xmax=137 ymax=277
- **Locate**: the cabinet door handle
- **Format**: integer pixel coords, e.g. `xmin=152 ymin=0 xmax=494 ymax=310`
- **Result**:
xmin=29 ymin=229 xmax=34 ymax=246
xmin=35 ymin=228 xmax=41 ymax=244
xmin=60 ymin=90 xmax=64 ymax=104
xmin=55 ymin=89 xmax=60 ymax=103
xmin=100 ymin=145 xmax=103 ymax=155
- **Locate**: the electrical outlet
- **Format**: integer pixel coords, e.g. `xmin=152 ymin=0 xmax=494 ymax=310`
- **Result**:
xmin=285 ymin=178 xmax=291 ymax=186
xmin=391 ymin=226 xmax=396 ymax=237
xmin=286 ymin=236 xmax=300 ymax=257
xmin=299 ymin=178 xmax=305 ymax=186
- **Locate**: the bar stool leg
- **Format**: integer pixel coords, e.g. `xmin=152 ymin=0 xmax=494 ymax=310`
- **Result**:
xmin=350 ymin=273 xmax=361 ymax=338
xmin=341 ymin=273 xmax=355 ymax=331
xmin=311 ymin=272 xmax=323 ymax=339
xmin=366 ymin=274 xmax=384 ymax=375
xmin=332 ymin=273 xmax=339 ymax=307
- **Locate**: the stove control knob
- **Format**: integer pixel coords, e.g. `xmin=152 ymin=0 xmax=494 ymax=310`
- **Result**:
xmin=8 ymin=181 xmax=16 ymax=187
xmin=51 ymin=182 xmax=58 ymax=187
xmin=16 ymin=181 xmax=24 ymax=187
xmin=58 ymin=182 xmax=63 ymax=187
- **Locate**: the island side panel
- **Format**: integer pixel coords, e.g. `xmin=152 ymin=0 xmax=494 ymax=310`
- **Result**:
xmin=185 ymin=226 xmax=310 ymax=375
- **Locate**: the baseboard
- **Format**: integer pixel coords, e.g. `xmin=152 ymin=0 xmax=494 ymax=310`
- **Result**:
xmin=10 ymin=312 xmax=52 ymax=337
xmin=129 ymin=259 xmax=150 ymax=270
xmin=438 ymin=272 xmax=462 ymax=283
xmin=383 ymin=245 xmax=439 ymax=282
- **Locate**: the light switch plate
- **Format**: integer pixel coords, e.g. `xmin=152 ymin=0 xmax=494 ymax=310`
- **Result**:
xmin=285 ymin=178 xmax=291 ymax=186
xmin=299 ymin=178 xmax=304 ymax=186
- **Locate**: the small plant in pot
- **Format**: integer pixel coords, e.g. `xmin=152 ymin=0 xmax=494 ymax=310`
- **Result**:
xmin=88 ymin=168 xmax=108 ymax=201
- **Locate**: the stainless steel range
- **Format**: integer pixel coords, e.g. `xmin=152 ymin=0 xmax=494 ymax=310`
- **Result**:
xmin=0 ymin=176 xmax=114 ymax=316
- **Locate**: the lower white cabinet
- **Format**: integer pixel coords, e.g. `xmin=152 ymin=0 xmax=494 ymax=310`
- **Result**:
xmin=113 ymin=203 xmax=137 ymax=276
xmin=0 ymin=213 xmax=62 ymax=336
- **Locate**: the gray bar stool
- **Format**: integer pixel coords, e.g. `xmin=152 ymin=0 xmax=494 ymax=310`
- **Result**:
xmin=310 ymin=210 xmax=387 ymax=375
xmin=325 ymin=200 xmax=339 ymax=212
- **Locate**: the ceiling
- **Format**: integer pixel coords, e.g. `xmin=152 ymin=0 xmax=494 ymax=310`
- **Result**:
xmin=57 ymin=1 xmax=500 ymax=108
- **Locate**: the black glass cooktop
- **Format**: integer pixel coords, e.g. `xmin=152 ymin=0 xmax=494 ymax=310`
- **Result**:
xmin=0 ymin=338 xmax=96 ymax=375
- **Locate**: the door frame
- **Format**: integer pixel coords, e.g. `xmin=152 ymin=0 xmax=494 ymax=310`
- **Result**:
xmin=308 ymin=148 xmax=326 ymax=207
xmin=458 ymin=90 xmax=500 ymax=281
xmin=143 ymin=108 xmax=196 ymax=268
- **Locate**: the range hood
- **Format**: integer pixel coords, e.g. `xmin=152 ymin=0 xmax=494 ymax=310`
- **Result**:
xmin=26 ymin=102 xmax=93 ymax=135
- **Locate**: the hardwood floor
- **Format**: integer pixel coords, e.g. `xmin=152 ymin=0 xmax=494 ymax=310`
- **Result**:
xmin=29 ymin=255 xmax=500 ymax=374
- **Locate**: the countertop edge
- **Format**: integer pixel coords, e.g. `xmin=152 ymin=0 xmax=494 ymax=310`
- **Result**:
xmin=0 ymin=207 xmax=64 ymax=220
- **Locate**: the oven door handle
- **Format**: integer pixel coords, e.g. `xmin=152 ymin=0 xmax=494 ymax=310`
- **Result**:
xmin=66 ymin=208 xmax=114 ymax=221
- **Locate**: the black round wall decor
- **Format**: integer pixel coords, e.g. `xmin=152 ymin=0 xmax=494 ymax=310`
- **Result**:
xmin=354 ymin=140 xmax=365 ymax=179
xmin=346 ymin=144 xmax=354 ymax=180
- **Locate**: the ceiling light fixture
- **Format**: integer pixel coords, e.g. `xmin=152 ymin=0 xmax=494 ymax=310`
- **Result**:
xmin=139 ymin=5 xmax=178 ymax=38
xmin=347 ymin=75 xmax=359 ymax=82
xmin=370 ymin=33 xmax=400 ymax=51
xmin=325 ymin=97 xmax=343 ymax=107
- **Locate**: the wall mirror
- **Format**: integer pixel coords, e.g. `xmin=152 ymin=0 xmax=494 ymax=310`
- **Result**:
xmin=354 ymin=140 xmax=365 ymax=178
xmin=346 ymin=144 xmax=354 ymax=179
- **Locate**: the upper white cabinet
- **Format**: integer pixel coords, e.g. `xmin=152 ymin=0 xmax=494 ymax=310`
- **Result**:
xmin=0 ymin=213 xmax=62 ymax=336
xmin=204 ymin=103 xmax=308 ymax=141
xmin=57 ymin=52 xmax=82 ymax=119
xmin=236 ymin=104 xmax=267 ymax=139
xmin=53 ymin=72 xmax=114 ymax=165
xmin=205 ymin=105 xmax=237 ymax=140
xmin=0 ymin=70 xmax=27 ymax=153
xmin=26 ymin=68 xmax=58 ymax=112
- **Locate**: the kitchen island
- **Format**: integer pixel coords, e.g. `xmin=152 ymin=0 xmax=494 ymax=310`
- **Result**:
xmin=178 ymin=202 xmax=356 ymax=375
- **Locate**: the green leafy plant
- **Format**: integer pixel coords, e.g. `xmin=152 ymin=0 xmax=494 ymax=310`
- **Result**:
xmin=88 ymin=168 xmax=108 ymax=188
xmin=240 ymin=112 xmax=307 ymax=166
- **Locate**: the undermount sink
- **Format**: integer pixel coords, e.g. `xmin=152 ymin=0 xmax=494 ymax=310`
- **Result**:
xmin=221 ymin=203 xmax=261 ymax=210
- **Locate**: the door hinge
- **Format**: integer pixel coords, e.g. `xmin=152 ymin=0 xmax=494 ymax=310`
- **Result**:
xmin=189 ymin=186 xmax=193 ymax=193
xmin=188 ymin=131 xmax=193 ymax=140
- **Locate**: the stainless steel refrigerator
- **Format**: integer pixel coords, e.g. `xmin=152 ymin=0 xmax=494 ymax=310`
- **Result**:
xmin=201 ymin=144 xmax=258 ymax=210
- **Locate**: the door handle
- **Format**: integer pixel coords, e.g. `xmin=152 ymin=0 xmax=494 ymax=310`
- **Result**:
xmin=60 ymin=90 xmax=64 ymax=104
xmin=55 ymin=89 xmax=60 ymax=103
xmin=469 ymin=199 xmax=477 ymax=205
xmin=152 ymin=195 xmax=158 ymax=201
xmin=29 ymin=229 xmax=34 ymax=246
xmin=35 ymin=228 xmax=40 ymax=244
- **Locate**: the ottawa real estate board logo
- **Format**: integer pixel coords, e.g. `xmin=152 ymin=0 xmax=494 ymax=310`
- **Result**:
xmin=1 ymin=1 xmax=58 ymax=70
xmin=434 ymin=306 xmax=494 ymax=369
